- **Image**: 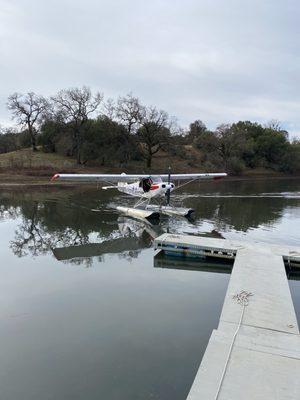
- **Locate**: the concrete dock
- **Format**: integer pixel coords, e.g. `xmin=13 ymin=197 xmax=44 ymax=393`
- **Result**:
xmin=154 ymin=234 xmax=300 ymax=400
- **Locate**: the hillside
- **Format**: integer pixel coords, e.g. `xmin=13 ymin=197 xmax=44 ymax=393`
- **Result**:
xmin=0 ymin=149 xmax=81 ymax=184
xmin=0 ymin=148 xmax=77 ymax=171
xmin=0 ymin=148 xmax=294 ymax=185
xmin=0 ymin=147 xmax=207 ymax=175
xmin=0 ymin=148 xmax=198 ymax=185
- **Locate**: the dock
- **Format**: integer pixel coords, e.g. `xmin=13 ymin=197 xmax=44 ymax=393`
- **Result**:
xmin=154 ymin=234 xmax=300 ymax=400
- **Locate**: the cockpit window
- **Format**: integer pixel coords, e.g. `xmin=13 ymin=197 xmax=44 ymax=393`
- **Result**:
xmin=139 ymin=177 xmax=153 ymax=192
xmin=150 ymin=176 xmax=162 ymax=183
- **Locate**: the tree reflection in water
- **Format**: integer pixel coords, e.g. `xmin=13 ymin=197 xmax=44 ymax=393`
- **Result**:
xmin=0 ymin=187 xmax=159 ymax=266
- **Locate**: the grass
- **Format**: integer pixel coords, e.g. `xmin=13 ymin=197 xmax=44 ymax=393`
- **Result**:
xmin=0 ymin=148 xmax=83 ymax=184
xmin=0 ymin=148 xmax=77 ymax=171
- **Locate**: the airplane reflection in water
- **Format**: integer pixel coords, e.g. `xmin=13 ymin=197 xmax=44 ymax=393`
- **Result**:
xmin=52 ymin=215 xmax=234 ymax=274
xmin=52 ymin=215 xmax=299 ymax=279
xmin=52 ymin=216 xmax=163 ymax=262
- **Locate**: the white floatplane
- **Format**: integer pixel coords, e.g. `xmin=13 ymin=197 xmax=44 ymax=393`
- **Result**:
xmin=51 ymin=170 xmax=227 ymax=220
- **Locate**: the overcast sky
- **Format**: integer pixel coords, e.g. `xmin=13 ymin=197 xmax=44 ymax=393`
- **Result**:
xmin=1 ymin=0 xmax=300 ymax=137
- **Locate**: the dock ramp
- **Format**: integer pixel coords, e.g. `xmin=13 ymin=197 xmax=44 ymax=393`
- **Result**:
xmin=154 ymin=234 xmax=300 ymax=400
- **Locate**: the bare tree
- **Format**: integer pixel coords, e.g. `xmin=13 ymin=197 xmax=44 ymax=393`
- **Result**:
xmin=116 ymin=93 xmax=144 ymax=134
xmin=265 ymin=119 xmax=282 ymax=131
xmin=52 ymin=86 xmax=103 ymax=164
xmin=265 ymin=119 xmax=288 ymax=139
xmin=102 ymin=97 xmax=116 ymax=120
xmin=7 ymin=92 xmax=49 ymax=151
xmin=137 ymin=106 xmax=172 ymax=168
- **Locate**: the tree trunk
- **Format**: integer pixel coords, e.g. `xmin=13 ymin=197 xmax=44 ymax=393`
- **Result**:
xmin=146 ymin=154 xmax=152 ymax=168
xmin=31 ymin=136 xmax=37 ymax=151
xmin=74 ymin=128 xmax=82 ymax=164
xmin=76 ymin=147 xmax=81 ymax=164
xmin=28 ymin=124 xmax=37 ymax=151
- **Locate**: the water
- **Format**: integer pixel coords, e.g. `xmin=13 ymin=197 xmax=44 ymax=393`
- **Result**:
xmin=0 ymin=178 xmax=299 ymax=400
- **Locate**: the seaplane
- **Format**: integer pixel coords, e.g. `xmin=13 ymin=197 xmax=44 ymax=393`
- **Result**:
xmin=51 ymin=170 xmax=227 ymax=220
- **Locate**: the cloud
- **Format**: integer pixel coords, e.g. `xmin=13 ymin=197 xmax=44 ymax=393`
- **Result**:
xmin=0 ymin=0 xmax=300 ymax=137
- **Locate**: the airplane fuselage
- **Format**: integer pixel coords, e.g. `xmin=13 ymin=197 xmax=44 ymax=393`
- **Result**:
xmin=117 ymin=181 xmax=175 ymax=198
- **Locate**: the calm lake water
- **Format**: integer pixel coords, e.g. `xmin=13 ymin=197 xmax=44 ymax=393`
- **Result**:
xmin=0 ymin=178 xmax=299 ymax=400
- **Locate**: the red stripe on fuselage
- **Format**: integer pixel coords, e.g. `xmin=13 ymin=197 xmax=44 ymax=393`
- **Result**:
xmin=150 ymin=184 xmax=160 ymax=190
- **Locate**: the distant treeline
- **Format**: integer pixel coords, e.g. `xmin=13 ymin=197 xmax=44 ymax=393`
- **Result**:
xmin=0 ymin=87 xmax=300 ymax=174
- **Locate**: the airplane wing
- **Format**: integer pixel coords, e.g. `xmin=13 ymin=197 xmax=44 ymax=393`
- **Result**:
xmin=152 ymin=173 xmax=227 ymax=180
xmin=51 ymin=173 xmax=142 ymax=182
xmin=52 ymin=236 xmax=150 ymax=260
xmin=51 ymin=172 xmax=227 ymax=182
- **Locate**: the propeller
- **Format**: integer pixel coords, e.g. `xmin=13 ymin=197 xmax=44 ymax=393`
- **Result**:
xmin=166 ymin=166 xmax=171 ymax=206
